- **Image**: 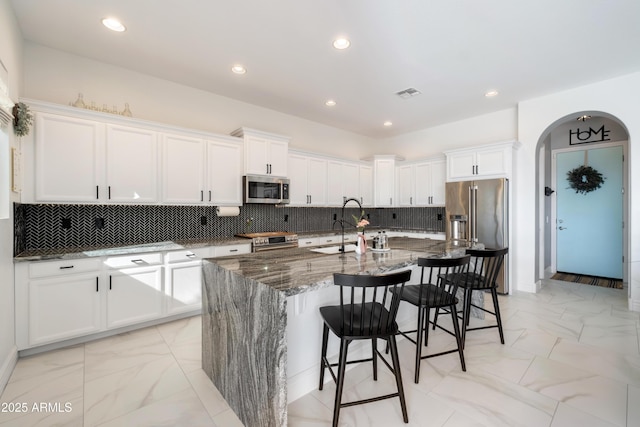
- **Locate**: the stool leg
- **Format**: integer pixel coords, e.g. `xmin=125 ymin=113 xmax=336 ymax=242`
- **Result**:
xmin=388 ymin=335 xmax=409 ymax=423
xmin=372 ymin=338 xmax=378 ymax=381
xmin=432 ymin=307 xmax=439 ymax=330
xmin=423 ymin=307 xmax=430 ymax=347
xmin=319 ymin=324 xmax=329 ymax=390
xmin=414 ymin=307 xmax=425 ymax=383
xmin=450 ymin=303 xmax=466 ymax=371
xmin=332 ymin=339 xmax=349 ymax=427
xmin=462 ymin=289 xmax=472 ymax=349
xmin=491 ymin=287 xmax=505 ymax=344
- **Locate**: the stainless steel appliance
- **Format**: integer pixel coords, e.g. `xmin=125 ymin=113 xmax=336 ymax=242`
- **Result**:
xmin=243 ymin=175 xmax=290 ymax=204
xmin=445 ymin=178 xmax=509 ymax=293
xmin=235 ymin=231 xmax=298 ymax=252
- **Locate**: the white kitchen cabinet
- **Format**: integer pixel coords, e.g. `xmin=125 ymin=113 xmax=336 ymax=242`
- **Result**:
xmin=207 ymin=137 xmax=243 ymax=205
xmin=445 ymin=142 xmax=513 ymax=182
xmin=164 ymin=248 xmax=211 ymax=315
xmin=34 ymin=112 xmax=105 ymax=202
xmin=358 ymin=165 xmax=373 ymax=207
xmin=288 ymin=153 xmax=327 ymax=206
xmin=373 ymin=155 xmax=398 ymax=207
xmin=106 ymin=266 xmax=163 ymax=329
xmin=162 ymin=133 xmax=207 ymax=204
xmin=105 ymin=124 xmax=159 ymax=203
xmin=327 ymin=161 xmax=360 ymax=206
xmin=397 ymin=158 xmax=446 ymax=206
xmin=15 ymin=258 xmax=103 ymax=349
xmin=232 ymin=128 xmax=289 ymax=177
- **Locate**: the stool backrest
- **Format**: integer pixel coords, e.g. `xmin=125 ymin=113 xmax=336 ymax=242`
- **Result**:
xmin=332 ymin=269 xmax=412 ymax=336
xmin=416 ymin=255 xmax=471 ymax=298
xmin=465 ymin=247 xmax=509 ymax=288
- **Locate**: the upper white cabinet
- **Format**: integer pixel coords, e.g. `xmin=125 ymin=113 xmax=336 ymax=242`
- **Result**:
xmin=232 ymin=127 xmax=289 ymax=177
xmin=373 ymin=155 xmax=398 ymax=207
xmin=105 ymin=124 xmax=159 ymax=203
xmin=35 ymin=114 xmax=159 ymax=203
xmin=288 ymin=152 xmax=327 ymax=206
xmin=327 ymin=160 xmax=359 ymax=206
xmin=162 ymin=134 xmax=242 ymax=206
xmin=445 ymin=141 xmax=514 ymax=182
xmin=35 ymin=113 xmax=104 ymax=202
xmin=206 ymin=137 xmax=243 ymax=205
xmin=358 ymin=165 xmax=373 ymax=207
xmin=397 ymin=158 xmax=445 ymax=206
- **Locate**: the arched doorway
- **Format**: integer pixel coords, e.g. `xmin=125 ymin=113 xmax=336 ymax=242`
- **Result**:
xmin=536 ymin=112 xmax=629 ymax=289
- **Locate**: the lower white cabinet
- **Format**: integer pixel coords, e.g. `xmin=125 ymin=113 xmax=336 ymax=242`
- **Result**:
xmin=106 ymin=266 xmax=163 ymax=329
xmin=28 ymin=272 xmax=102 ymax=347
xmin=14 ymin=243 xmax=251 ymax=350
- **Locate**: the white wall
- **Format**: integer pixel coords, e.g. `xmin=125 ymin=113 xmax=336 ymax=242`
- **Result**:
xmin=22 ymin=43 xmax=373 ymax=162
xmin=518 ymin=72 xmax=640 ymax=310
xmin=0 ymin=0 xmax=23 ymax=392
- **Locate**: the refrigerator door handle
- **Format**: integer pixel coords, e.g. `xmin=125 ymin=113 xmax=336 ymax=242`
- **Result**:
xmin=470 ymin=184 xmax=478 ymax=242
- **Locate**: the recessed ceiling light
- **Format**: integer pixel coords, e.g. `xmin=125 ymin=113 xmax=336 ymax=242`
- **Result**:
xmin=231 ymin=65 xmax=247 ymax=75
xmin=485 ymin=90 xmax=499 ymax=97
xmin=383 ymin=121 xmax=393 ymax=127
xmin=325 ymin=99 xmax=336 ymax=107
xmin=333 ymin=38 xmax=351 ymax=50
xmin=102 ymin=17 xmax=126 ymax=32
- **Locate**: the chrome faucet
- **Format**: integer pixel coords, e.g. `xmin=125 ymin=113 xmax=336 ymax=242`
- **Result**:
xmin=337 ymin=197 xmax=363 ymax=253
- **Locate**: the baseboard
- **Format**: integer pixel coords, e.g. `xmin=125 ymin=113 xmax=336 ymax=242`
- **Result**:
xmin=0 ymin=345 xmax=18 ymax=395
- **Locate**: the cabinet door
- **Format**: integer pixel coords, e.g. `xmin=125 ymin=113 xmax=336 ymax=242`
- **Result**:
xmin=476 ymin=146 xmax=509 ymax=177
xmin=245 ymin=135 xmax=269 ymax=175
xmin=307 ymin=157 xmax=327 ymax=206
xmin=342 ymin=163 xmax=359 ymax=201
xmin=358 ymin=165 xmax=373 ymax=207
xmin=374 ymin=158 xmax=395 ymax=207
xmin=326 ymin=161 xmax=344 ymax=206
xmin=165 ymin=261 xmax=202 ymax=315
xmin=413 ymin=163 xmax=431 ymax=206
xmin=162 ymin=134 xmax=206 ymax=204
xmin=397 ymin=164 xmax=415 ymax=206
xmin=29 ymin=273 xmax=102 ymax=346
xmin=35 ymin=113 xmax=104 ymax=202
xmin=447 ymin=151 xmax=476 ymax=181
xmin=107 ymin=267 xmax=163 ymax=329
xmin=430 ymin=159 xmax=446 ymax=205
xmin=106 ymin=125 xmax=158 ymax=203
xmin=208 ymin=138 xmax=242 ymax=205
xmin=288 ymin=154 xmax=309 ymax=205
xmin=267 ymin=139 xmax=288 ymax=177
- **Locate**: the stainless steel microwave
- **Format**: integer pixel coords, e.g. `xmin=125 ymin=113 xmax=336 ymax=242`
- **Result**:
xmin=243 ymin=175 xmax=290 ymax=204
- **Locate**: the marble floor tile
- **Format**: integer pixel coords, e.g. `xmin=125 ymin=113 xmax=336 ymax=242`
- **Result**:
xmin=0 ymin=278 xmax=637 ymax=427
xmin=84 ymin=354 xmax=192 ymax=426
xmin=519 ymin=356 xmax=627 ymax=426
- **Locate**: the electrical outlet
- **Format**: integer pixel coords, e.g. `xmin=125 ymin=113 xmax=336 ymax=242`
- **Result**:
xmin=437 ymin=213 xmax=443 ymax=221
xmin=200 ymin=216 xmax=207 ymax=226
xmin=333 ymin=213 xmax=337 ymax=221
xmin=61 ymin=218 xmax=71 ymax=229
xmin=284 ymin=214 xmax=289 ymax=222
xmin=94 ymin=218 xmax=105 ymax=229
xmin=392 ymin=213 xmax=397 ymax=220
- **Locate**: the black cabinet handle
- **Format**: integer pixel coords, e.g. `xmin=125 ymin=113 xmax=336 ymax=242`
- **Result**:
xmin=186 ymin=253 xmax=197 ymax=258
xmin=59 ymin=265 xmax=74 ymax=270
xmin=96 ymin=277 xmax=99 ymax=292
xmin=201 ymin=190 xmax=204 ymax=202
xmin=209 ymin=190 xmax=212 ymax=202
xmin=96 ymin=186 xmax=99 ymax=199
xmin=108 ymin=186 xmax=111 ymax=199
xmin=109 ymin=276 xmax=112 ymax=290
xmin=229 ymin=249 xmax=238 ymax=253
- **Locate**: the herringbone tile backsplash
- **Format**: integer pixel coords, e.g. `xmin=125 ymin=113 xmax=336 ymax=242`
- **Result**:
xmin=13 ymin=203 xmax=444 ymax=255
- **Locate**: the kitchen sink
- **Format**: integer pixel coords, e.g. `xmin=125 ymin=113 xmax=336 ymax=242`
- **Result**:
xmin=310 ymin=244 xmax=356 ymax=254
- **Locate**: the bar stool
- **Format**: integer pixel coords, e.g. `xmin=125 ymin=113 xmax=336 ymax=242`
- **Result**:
xmin=394 ymin=255 xmax=471 ymax=383
xmin=318 ymin=269 xmax=412 ymax=427
xmin=436 ymin=247 xmax=508 ymax=348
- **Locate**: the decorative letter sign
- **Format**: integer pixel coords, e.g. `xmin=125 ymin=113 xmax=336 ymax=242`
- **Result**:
xmin=569 ymin=125 xmax=611 ymax=145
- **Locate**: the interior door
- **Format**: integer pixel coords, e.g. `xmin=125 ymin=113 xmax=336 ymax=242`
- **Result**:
xmin=555 ymin=145 xmax=623 ymax=278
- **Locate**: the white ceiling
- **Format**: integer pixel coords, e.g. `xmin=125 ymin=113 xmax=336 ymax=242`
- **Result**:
xmin=10 ymin=0 xmax=640 ymax=138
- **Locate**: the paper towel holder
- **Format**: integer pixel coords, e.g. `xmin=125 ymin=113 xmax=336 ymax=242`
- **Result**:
xmin=216 ymin=206 xmax=240 ymax=217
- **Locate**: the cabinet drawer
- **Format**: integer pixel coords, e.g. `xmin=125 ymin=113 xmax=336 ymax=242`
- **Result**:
xmin=104 ymin=253 xmax=163 ymax=269
xmin=212 ymin=244 xmax=251 ymax=257
xmin=29 ymin=258 xmax=102 ymax=278
xmin=166 ymin=248 xmax=212 ymax=263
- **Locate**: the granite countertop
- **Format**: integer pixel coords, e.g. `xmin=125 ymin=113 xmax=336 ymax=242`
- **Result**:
xmin=14 ymin=237 xmax=249 ymax=262
xmin=206 ymin=237 xmax=464 ymax=297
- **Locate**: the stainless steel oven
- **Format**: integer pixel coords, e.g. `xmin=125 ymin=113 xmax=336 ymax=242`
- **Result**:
xmin=235 ymin=232 xmax=298 ymax=252
xmin=243 ymin=175 xmax=290 ymax=204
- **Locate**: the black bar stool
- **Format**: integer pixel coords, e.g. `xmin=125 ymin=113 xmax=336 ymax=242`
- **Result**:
xmin=318 ymin=269 xmax=412 ymax=427
xmin=394 ymin=255 xmax=471 ymax=383
xmin=436 ymin=247 xmax=508 ymax=348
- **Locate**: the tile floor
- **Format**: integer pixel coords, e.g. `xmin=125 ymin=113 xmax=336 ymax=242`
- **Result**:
xmin=1 ymin=278 xmax=639 ymax=426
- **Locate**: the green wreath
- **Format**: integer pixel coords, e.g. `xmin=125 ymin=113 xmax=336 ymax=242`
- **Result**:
xmin=12 ymin=102 xmax=33 ymax=137
xmin=566 ymin=165 xmax=605 ymax=195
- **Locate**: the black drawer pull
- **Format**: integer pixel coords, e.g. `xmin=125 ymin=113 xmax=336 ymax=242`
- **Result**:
xmin=131 ymin=259 xmax=144 ymax=264
xmin=229 ymin=249 xmax=238 ymax=253
xmin=186 ymin=253 xmax=197 ymax=258
xmin=59 ymin=265 xmax=74 ymax=270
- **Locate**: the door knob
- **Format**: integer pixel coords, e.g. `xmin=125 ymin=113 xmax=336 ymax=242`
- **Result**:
xmin=558 ymin=226 xmax=567 ymax=230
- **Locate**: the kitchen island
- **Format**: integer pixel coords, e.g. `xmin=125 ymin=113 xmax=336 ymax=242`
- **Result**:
xmin=201 ymin=237 xmax=467 ymax=427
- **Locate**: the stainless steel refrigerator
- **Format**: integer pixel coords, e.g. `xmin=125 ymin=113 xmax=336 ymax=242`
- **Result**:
xmin=445 ymin=178 xmax=509 ymax=294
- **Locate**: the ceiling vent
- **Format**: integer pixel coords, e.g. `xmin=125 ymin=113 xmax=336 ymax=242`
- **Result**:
xmin=395 ymin=87 xmax=421 ymax=99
